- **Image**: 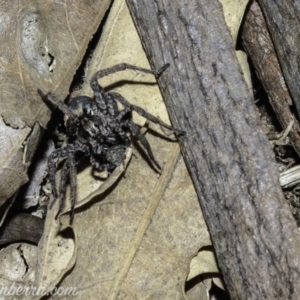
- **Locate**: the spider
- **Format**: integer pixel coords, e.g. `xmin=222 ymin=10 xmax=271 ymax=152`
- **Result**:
xmin=38 ymin=63 xmax=184 ymax=221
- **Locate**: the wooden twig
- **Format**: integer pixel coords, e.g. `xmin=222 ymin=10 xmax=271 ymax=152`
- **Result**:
xmin=126 ymin=0 xmax=300 ymax=298
xmin=241 ymin=1 xmax=300 ymax=157
xmin=256 ymin=0 xmax=300 ymax=118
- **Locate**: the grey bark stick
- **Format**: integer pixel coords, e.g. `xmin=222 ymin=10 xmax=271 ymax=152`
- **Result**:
xmin=256 ymin=0 xmax=300 ymax=118
xmin=242 ymin=1 xmax=300 ymax=158
xmin=126 ymin=0 xmax=300 ymax=299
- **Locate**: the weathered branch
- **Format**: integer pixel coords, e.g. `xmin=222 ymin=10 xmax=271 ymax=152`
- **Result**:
xmin=126 ymin=0 xmax=300 ymax=299
xmin=256 ymin=0 xmax=300 ymax=118
xmin=242 ymin=1 xmax=300 ymax=157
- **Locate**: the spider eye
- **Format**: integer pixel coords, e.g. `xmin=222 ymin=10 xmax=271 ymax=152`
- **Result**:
xmin=83 ymin=106 xmax=93 ymax=116
xmin=83 ymin=107 xmax=88 ymax=114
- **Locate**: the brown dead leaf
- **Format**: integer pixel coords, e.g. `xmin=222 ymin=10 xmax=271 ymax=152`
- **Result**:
xmin=185 ymin=249 xmax=226 ymax=300
xmin=35 ymin=199 xmax=76 ymax=295
xmin=51 ymin=1 xmax=211 ymax=298
xmin=187 ymin=250 xmax=221 ymax=280
xmin=219 ymin=0 xmax=252 ymax=90
xmin=58 ymin=136 xmax=210 ymax=299
xmin=0 ymin=243 xmax=37 ymax=300
xmin=220 ymin=0 xmax=249 ymax=43
xmin=0 ymin=0 xmax=111 ymax=215
xmin=0 ymin=117 xmax=30 ymax=217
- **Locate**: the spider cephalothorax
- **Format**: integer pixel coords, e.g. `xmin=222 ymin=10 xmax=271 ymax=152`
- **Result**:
xmin=38 ymin=63 xmax=184 ymax=221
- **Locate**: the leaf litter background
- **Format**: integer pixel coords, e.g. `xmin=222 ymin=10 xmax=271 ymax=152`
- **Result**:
xmin=0 ymin=0 xmax=250 ymax=299
xmin=0 ymin=0 xmax=111 ymax=220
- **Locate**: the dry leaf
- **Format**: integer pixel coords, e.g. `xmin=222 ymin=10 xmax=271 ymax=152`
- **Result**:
xmin=219 ymin=0 xmax=252 ymax=91
xmin=0 ymin=0 xmax=111 ymax=216
xmin=58 ymin=140 xmax=210 ymax=299
xmin=0 ymin=243 xmax=37 ymax=300
xmin=185 ymin=250 xmax=225 ymax=300
xmin=0 ymin=117 xmax=30 ymax=221
xmin=236 ymin=50 xmax=252 ymax=90
xmin=220 ymin=0 xmax=249 ymax=43
xmin=0 ymin=1 xmax=112 ymax=292
xmin=35 ymin=199 xmax=76 ymax=295
xmin=187 ymin=250 xmax=220 ymax=281
xmin=52 ymin=1 xmax=211 ymax=299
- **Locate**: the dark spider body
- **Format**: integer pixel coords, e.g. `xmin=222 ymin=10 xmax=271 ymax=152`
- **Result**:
xmin=38 ymin=63 xmax=184 ymax=221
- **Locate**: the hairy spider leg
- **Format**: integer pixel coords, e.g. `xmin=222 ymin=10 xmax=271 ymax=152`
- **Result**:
xmin=91 ymin=63 xmax=169 ymax=84
xmin=114 ymin=106 xmax=132 ymax=146
xmin=110 ymin=92 xmax=185 ymax=135
xmin=89 ymin=154 xmax=116 ymax=171
xmin=68 ymin=151 xmax=77 ymax=223
xmin=106 ymin=93 xmax=120 ymax=118
xmin=57 ymin=160 xmax=69 ymax=209
xmin=102 ymin=95 xmax=161 ymax=168
xmin=115 ymin=106 xmax=131 ymax=122
xmin=48 ymin=141 xmax=88 ymax=217
xmin=48 ymin=150 xmax=61 ymax=202
xmin=90 ymin=63 xmax=169 ymax=113
xmin=37 ymin=89 xmax=77 ymax=118
xmin=110 ymin=91 xmax=185 ymax=169
xmin=49 ymin=154 xmax=75 ymax=221
xmin=124 ymin=120 xmax=161 ymax=170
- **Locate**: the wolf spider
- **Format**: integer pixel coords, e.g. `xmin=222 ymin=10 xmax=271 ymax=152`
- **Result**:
xmin=38 ymin=63 xmax=184 ymax=221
